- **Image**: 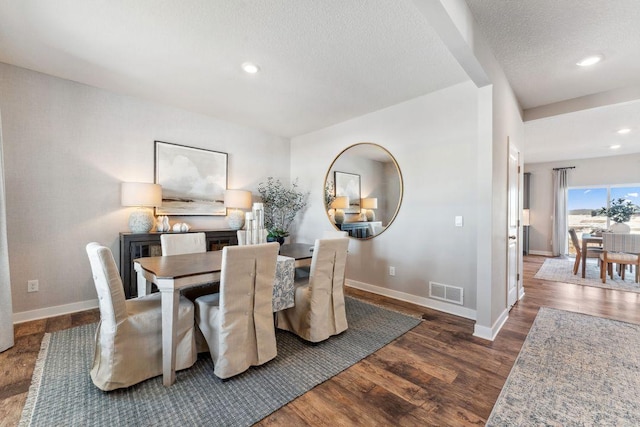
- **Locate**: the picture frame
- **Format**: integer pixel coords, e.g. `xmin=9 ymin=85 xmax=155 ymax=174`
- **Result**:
xmin=334 ymin=171 xmax=361 ymax=214
xmin=154 ymin=141 xmax=228 ymax=216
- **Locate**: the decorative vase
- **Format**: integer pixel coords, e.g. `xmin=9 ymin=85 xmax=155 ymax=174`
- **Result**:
xmin=610 ymin=222 xmax=631 ymax=233
xmin=267 ymin=236 xmax=285 ymax=246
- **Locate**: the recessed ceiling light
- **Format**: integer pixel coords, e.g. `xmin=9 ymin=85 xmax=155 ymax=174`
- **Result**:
xmin=241 ymin=62 xmax=260 ymax=74
xmin=610 ymin=144 xmax=621 ymax=150
xmin=617 ymin=128 xmax=631 ymax=134
xmin=576 ymin=55 xmax=603 ymax=67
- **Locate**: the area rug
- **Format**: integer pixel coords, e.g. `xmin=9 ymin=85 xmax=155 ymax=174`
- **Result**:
xmin=19 ymin=297 xmax=420 ymax=427
xmin=534 ymin=257 xmax=640 ymax=293
xmin=487 ymin=307 xmax=640 ymax=426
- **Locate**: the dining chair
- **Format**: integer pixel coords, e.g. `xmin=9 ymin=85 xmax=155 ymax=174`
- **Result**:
xmin=194 ymin=242 xmax=280 ymax=379
xmin=276 ymin=237 xmax=349 ymax=343
xmin=85 ymin=242 xmax=197 ymax=391
xmin=160 ymin=232 xmax=206 ymax=255
xmin=600 ymin=233 xmax=640 ymax=283
xmin=568 ymin=228 xmax=602 ymax=275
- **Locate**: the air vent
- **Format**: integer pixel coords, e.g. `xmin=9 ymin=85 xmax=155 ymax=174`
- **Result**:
xmin=429 ymin=281 xmax=464 ymax=305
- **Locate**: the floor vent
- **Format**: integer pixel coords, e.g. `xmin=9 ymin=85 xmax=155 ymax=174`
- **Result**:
xmin=429 ymin=281 xmax=464 ymax=305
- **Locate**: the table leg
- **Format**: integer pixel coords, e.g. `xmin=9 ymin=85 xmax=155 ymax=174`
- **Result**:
xmin=136 ymin=270 xmax=152 ymax=297
xmin=161 ymin=289 xmax=180 ymax=386
xmin=581 ymin=240 xmax=587 ymax=278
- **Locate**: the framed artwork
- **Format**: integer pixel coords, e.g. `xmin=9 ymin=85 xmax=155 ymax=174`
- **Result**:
xmin=154 ymin=141 xmax=228 ymax=215
xmin=334 ymin=171 xmax=361 ymax=213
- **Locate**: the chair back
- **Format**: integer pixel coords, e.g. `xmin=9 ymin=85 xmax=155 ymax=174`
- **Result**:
xmin=160 ymin=232 xmax=206 ymax=256
xmin=568 ymin=229 xmax=581 ymax=255
xmin=85 ymin=242 xmax=128 ymax=331
xmin=323 ymin=230 xmax=348 ymax=239
xmin=219 ymin=242 xmax=280 ymax=362
xmin=308 ymin=238 xmax=349 ymax=331
xmin=602 ymin=233 xmax=640 ymax=254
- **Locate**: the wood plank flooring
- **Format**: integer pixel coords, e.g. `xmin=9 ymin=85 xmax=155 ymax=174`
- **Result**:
xmin=2 ymin=255 xmax=639 ymax=426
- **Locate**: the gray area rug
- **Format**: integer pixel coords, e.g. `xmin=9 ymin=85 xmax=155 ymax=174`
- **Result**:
xmin=487 ymin=307 xmax=640 ymax=426
xmin=534 ymin=257 xmax=640 ymax=293
xmin=20 ymin=297 xmax=420 ymax=427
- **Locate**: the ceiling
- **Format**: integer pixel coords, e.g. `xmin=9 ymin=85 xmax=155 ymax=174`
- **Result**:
xmin=0 ymin=1 xmax=638 ymax=163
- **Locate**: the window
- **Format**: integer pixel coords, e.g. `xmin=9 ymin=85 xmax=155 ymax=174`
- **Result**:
xmin=567 ymin=184 xmax=640 ymax=255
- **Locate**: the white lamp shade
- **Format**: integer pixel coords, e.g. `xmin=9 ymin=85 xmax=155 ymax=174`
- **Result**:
xmin=523 ymin=209 xmax=530 ymax=226
xmin=331 ymin=196 xmax=349 ymax=209
xmin=121 ymin=182 xmax=162 ymax=207
xmin=224 ymin=189 xmax=252 ymax=209
xmin=361 ymin=198 xmax=378 ymax=209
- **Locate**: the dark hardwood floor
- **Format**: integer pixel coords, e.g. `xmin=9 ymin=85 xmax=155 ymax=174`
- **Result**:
xmin=2 ymin=255 xmax=639 ymax=426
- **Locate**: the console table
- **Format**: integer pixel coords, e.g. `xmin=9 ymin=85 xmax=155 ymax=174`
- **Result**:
xmin=119 ymin=229 xmax=237 ymax=299
xmin=339 ymin=221 xmax=382 ymax=238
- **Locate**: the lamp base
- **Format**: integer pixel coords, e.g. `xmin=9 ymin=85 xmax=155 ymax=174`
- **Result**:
xmin=334 ymin=209 xmax=345 ymax=224
xmin=129 ymin=208 xmax=154 ymax=233
xmin=227 ymin=210 xmax=245 ymax=230
xmin=365 ymin=209 xmax=375 ymax=222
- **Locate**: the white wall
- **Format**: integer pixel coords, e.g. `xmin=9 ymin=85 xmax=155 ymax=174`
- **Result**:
xmin=0 ymin=63 xmax=290 ymax=318
xmin=525 ymin=153 xmax=640 ymax=255
xmin=291 ymin=81 xmax=479 ymax=318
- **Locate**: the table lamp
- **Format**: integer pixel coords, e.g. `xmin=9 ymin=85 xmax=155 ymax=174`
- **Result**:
xmin=121 ymin=182 xmax=162 ymax=233
xmin=224 ymin=189 xmax=252 ymax=230
xmin=361 ymin=197 xmax=378 ymax=221
xmin=331 ymin=196 xmax=349 ymax=224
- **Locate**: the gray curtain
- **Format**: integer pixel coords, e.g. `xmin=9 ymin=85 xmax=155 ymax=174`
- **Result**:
xmin=551 ymin=169 xmax=568 ymax=257
xmin=0 ymin=109 xmax=14 ymax=353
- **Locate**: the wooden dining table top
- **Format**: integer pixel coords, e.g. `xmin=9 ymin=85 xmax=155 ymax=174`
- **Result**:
xmin=134 ymin=243 xmax=314 ymax=279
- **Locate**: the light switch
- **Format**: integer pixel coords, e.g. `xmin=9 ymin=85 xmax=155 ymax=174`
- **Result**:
xmin=455 ymin=216 xmax=463 ymax=227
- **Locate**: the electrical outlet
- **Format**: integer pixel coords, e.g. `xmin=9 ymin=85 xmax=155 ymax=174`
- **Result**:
xmin=389 ymin=266 xmax=396 ymax=276
xmin=27 ymin=279 xmax=39 ymax=293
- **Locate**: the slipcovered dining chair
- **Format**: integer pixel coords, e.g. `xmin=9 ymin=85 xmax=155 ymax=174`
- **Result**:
xmin=568 ymin=228 xmax=602 ymax=275
xmin=600 ymin=233 xmax=640 ymax=283
xmin=160 ymin=232 xmax=206 ymax=255
xmin=194 ymin=242 xmax=280 ymax=379
xmin=85 ymin=242 xmax=196 ymax=391
xmin=276 ymin=238 xmax=349 ymax=343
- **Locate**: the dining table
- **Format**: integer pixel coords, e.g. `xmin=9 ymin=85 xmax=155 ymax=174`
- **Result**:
xmin=581 ymin=234 xmax=603 ymax=278
xmin=133 ymin=242 xmax=313 ymax=386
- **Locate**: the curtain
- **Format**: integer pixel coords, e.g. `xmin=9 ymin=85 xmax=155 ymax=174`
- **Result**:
xmin=551 ymin=169 xmax=569 ymax=257
xmin=0 ymin=109 xmax=14 ymax=353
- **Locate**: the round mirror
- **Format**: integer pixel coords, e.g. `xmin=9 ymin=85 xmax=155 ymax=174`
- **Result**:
xmin=324 ymin=143 xmax=403 ymax=239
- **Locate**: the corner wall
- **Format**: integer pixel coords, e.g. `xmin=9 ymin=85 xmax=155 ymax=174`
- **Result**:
xmin=0 ymin=63 xmax=290 ymax=318
xmin=291 ymin=81 xmax=479 ymax=318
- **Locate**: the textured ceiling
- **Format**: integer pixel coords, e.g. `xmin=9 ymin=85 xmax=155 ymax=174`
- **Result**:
xmin=0 ymin=0 xmax=468 ymax=138
xmin=466 ymin=0 xmax=640 ymax=163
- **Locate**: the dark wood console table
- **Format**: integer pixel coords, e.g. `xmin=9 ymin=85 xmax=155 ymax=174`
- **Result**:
xmin=119 ymin=229 xmax=237 ymax=298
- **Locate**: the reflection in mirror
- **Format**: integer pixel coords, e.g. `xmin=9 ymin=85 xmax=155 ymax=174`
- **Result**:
xmin=325 ymin=143 xmax=403 ymax=239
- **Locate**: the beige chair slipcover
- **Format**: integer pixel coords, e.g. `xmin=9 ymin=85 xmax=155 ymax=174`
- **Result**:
xmin=85 ymin=242 xmax=196 ymax=391
xmin=194 ymin=242 xmax=280 ymax=379
xmin=600 ymin=233 xmax=640 ymax=283
xmin=276 ymin=238 xmax=349 ymax=343
xmin=160 ymin=232 xmax=206 ymax=255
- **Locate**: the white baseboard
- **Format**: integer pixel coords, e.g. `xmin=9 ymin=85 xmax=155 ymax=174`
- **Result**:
xmin=346 ymin=279 xmax=476 ymax=320
xmin=473 ymin=307 xmax=509 ymax=341
xmin=529 ymin=250 xmax=553 ymax=256
xmin=13 ymin=299 xmax=99 ymax=324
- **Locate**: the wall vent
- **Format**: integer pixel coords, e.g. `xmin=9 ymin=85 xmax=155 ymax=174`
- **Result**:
xmin=429 ymin=281 xmax=464 ymax=305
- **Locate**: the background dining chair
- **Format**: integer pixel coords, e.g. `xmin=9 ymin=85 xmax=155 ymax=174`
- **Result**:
xmin=194 ymin=242 xmax=280 ymax=379
xmin=160 ymin=232 xmax=206 ymax=255
xmin=276 ymin=238 xmax=349 ymax=343
xmin=568 ymin=228 xmax=602 ymax=275
xmin=600 ymin=233 xmax=640 ymax=283
xmin=85 ymin=242 xmax=196 ymax=391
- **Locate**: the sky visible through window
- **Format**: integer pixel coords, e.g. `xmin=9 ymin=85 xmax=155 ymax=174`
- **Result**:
xmin=568 ymin=186 xmax=640 ymax=211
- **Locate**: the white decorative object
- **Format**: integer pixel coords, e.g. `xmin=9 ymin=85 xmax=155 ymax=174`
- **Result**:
xmin=361 ymin=197 xmax=378 ymax=222
xmin=331 ymin=196 xmax=349 ymax=225
xmin=180 ymin=223 xmax=190 ymax=232
xmin=121 ymin=182 xmax=162 ymax=233
xmin=245 ymin=212 xmax=254 ymax=245
xmin=610 ymin=222 xmax=631 ymax=233
xmin=156 ymin=216 xmax=170 ymax=232
xmin=252 ymin=202 xmax=266 ymax=245
xmin=224 ymin=189 xmax=252 ymax=230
